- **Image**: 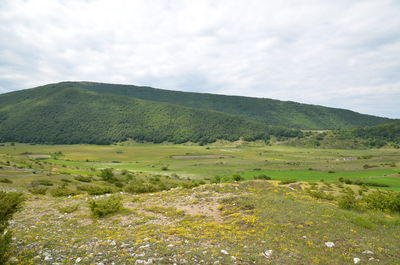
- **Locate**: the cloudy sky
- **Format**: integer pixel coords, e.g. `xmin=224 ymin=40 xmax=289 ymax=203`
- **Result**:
xmin=1 ymin=0 xmax=399 ymax=118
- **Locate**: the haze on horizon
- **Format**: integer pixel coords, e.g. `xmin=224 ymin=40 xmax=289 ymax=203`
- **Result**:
xmin=0 ymin=0 xmax=399 ymax=118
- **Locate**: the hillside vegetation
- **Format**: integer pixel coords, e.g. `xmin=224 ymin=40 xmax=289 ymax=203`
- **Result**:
xmin=289 ymin=122 xmax=400 ymax=149
xmin=74 ymin=81 xmax=394 ymax=129
xmin=0 ymin=84 xmax=300 ymax=145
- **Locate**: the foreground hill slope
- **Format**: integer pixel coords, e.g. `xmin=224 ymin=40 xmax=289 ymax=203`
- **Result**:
xmin=3 ymin=180 xmax=400 ymax=264
xmin=0 ymin=83 xmax=300 ymax=144
xmin=70 ymin=81 xmax=394 ymax=129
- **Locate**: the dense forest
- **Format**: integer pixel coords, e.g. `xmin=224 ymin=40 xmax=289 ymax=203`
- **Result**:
xmin=72 ymin=81 xmax=395 ymax=129
xmin=0 ymin=85 xmax=301 ymax=145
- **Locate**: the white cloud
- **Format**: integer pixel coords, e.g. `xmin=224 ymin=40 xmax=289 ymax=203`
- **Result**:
xmin=0 ymin=0 xmax=399 ymax=118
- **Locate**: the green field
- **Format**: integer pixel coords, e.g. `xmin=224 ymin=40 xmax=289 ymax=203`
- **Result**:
xmin=1 ymin=142 xmax=399 ymax=190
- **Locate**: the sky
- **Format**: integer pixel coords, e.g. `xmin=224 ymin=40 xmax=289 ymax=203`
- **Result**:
xmin=0 ymin=0 xmax=399 ymax=118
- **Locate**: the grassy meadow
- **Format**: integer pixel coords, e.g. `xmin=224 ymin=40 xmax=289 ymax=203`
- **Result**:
xmin=1 ymin=142 xmax=399 ymax=190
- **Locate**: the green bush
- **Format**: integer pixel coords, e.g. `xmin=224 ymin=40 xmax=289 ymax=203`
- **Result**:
xmin=211 ymin=176 xmax=221 ymax=183
xmin=58 ymin=204 xmax=79 ymax=214
xmin=28 ymin=186 xmax=48 ymax=195
xmin=77 ymin=185 xmax=114 ymax=195
xmin=74 ymin=175 xmax=92 ymax=183
xmin=338 ymin=177 xmax=389 ymax=187
xmin=363 ymin=191 xmax=400 ymax=212
xmin=307 ymin=189 xmax=335 ymax=201
xmin=0 ymin=178 xmax=12 ymax=184
xmin=338 ymin=194 xmax=360 ymax=210
xmin=61 ymin=178 xmax=72 ymax=183
xmin=0 ymin=191 xmax=24 ymax=264
xmin=254 ymin=174 xmax=271 ymax=180
xmin=88 ymin=195 xmax=123 ymax=218
xmin=99 ymin=168 xmax=114 ymax=182
xmin=232 ymin=174 xmax=244 ymax=182
xmin=280 ymin=179 xmax=297 ymax=185
xmin=30 ymin=180 xmax=53 ymax=186
xmin=50 ymin=186 xmax=80 ymax=197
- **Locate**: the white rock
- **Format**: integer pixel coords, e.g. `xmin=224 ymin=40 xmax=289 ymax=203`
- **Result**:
xmin=263 ymin=250 xmax=273 ymax=259
xmin=302 ymin=235 xmax=307 ymax=239
xmin=362 ymin=250 xmax=374 ymax=255
xmin=325 ymin=242 xmax=335 ymax=248
xmin=75 ymin=257 xmax=81 ymax=263
xmin=110 ymin=240 xmax=116 ymax=246
xmin=353 ymin=257 xmax=361 ymax=264
xmin=44 ymin=256 xmax=53 ymax=261
xmin=220 ymin=250 xmax=229 ymax=255
xmin=9 ymin=257 xmax=18 ymax=262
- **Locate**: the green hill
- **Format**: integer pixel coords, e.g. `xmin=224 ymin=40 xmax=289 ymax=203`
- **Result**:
xmin=0 ymin=83 xmax=300 ymax=144
xmin=70 ymin=81 xmax=395 ymax=129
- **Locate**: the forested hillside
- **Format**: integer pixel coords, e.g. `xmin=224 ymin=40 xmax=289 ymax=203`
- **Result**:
xmin=0 ymin=84 xmax=301 ymax=144
xmin=69 ymin=81 xmax=395 ymax=129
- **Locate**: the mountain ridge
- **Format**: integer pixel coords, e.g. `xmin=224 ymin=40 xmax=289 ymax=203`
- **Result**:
xmin=64 ymin=81 xmax=395 ymax=129
xmin=0 ymin=83 xmax=300 ymax=144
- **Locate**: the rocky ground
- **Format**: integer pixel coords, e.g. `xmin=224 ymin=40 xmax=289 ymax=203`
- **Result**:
xmin=5 ymin=181 xmax=400 ymax=264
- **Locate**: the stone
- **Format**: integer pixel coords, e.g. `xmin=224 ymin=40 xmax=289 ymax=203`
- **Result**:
xmin=220 ymin=250 xmax=229 ymax=255
xmin=325 ymin=242 xmax=335 ymax=248
xmin=263 ymin=250 xmax=273 ymax=259
xmin=353 ymin=257 xmax=361 ymax=264
xmin=362 ymin=250 xmax=374 ymax=255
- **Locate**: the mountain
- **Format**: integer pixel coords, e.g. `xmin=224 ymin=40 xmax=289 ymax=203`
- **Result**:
xmin=71 ymin=81 xmax=394 ymax=129
xmin=0 ymin=83 xmax=301 ymax=144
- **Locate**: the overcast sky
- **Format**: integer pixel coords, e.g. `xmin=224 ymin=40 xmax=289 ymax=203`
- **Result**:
xmin=1 ymin=0 xmax=399 ymax=118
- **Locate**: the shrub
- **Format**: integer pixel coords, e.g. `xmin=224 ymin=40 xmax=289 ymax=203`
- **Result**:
xmin=74 ymin=175 xmax=92 ymax=183
xmin=30 ymin=180 xmax=53 ymax=186
xmin=280 ymin=179 xmax=297 ymax=185
xmin=58 ymin=204 xmax=79 ymax=214
xmin=61 ymin=178 xmax=72 ymax=183
xmin=0 ymin=191 xmax=24 ymax=264
xmin=77 ymin=185 xmax=114 ymax=195
xmin=254 ymin=174 xmax=271 ymax=180
xmin=211 ymin=176 xmax=221 ymax=183
xmin=338 ymin=194 xmax=359 ymax=210
xmin=50 ymin=186 xmax=80 ymax=197
xmin=0 ymin=178 xmax=12 ymax=184
xmin=232 ymin=174 xmax=244 ymax=182
xmin=28 ymin=186 xmax=48 ymax=195
xmin=307 ymin=189 xmax=335 ymax=201
xmin=363 ymin=191 xmax=400 ymax=212
xmin=338 ymin=178 xmax=389 ymax=187
xmin=161 ymin=166 xmax=168 ymax=171
xmin=88 ymin=195 xmax=123 ymax=218
xmin=99 ymin=168 xmax=114 ymax=182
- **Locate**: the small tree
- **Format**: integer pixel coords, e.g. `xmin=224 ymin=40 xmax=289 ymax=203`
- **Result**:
xmin=100 ymin=168 xmax=114 ymax=182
